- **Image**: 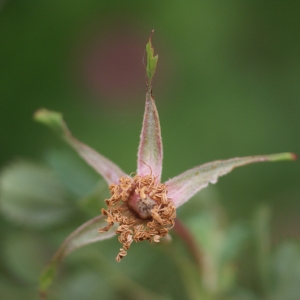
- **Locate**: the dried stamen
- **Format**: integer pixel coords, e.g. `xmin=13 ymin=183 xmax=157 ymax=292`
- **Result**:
xmin=99 ymin=174 xmax=176 ymax=261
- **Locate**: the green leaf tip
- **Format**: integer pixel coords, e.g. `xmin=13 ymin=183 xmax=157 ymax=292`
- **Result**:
xmin=34 ymin=108 xmax=66 ymax=138
xmin=264 ymin=152 xmax=297 ymax=162
xmin=146 ymin=30 xmax=158 ymax=84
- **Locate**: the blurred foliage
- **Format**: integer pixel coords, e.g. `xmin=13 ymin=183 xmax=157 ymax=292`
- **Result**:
xmin=0 ymin=1 xmax=299 ymax=299
xmin=1 ymin=157 xmax=299 ymax=299
xmin=0 ymin=160 xmax=73 ymax=229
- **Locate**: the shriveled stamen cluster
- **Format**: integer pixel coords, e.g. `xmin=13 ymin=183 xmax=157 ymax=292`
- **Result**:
xmin=99 ymin=174 xmax=176 ymax=262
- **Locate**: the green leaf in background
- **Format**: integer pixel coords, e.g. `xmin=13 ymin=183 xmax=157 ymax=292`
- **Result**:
xmin=253 ymin=206 xmax=300 ymax=300
xmin=270 ymin=242 xmax=300 ymax=300
xmin=3 ymin=232 xmax=48 ymax=285
xmin=0 ymin=276 xmax=37 ymax=300
xmin=77 ymin=182 xmax=109 ymax=216
xmin=0 ymin=161 xmax=73 ymax=229
xmin=56 ymin=246 xmax=170 ymax=300
xmin=55 ymin=270 xmax=118 ymax=300
xmin=45 ymin=149 xmax=103 ymax=199
xmin=253 ymin=205 xmax=272 ymax=295
xmin=39 ymin=215 xmax=116 ymax=297
xmin=185 ymin=200 xmax=248 ymax=297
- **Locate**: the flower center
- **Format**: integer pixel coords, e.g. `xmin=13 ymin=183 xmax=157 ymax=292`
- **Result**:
xmin=128 ymin=192 xmax=158 ymax=219
xmin=99 ymin=174 xmax=176 ymax=262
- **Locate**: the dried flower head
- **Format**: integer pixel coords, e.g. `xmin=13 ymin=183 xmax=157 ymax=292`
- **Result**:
xmin=35 ymin=32 xmax=296 ymax=264
xmin=100 ymin=171 xmax=176 ymax=261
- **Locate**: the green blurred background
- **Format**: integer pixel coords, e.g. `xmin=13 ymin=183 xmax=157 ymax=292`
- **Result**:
xmin=0 ymin=1 xmax=299 ymax=299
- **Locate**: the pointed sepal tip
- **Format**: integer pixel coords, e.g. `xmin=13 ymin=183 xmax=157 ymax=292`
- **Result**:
xmin=146 ymin=30 xmax=158 ymax=84
xmin=264 ymin=152 xmax=297 ymax=162
xmin=34 ymin=108 xmax=66 ymax=138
